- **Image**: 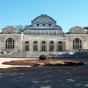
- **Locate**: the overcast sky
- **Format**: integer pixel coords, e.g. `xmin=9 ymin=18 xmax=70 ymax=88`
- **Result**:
xmin=0 ymin=0 xmax=88 ymax=32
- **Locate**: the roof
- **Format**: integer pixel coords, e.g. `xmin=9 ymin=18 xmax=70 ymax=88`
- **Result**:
xmin=69 ymin=26 xmax=86 ymax=34
xmin=2 ymin=26 xmax=17 ymax=31
xmin=32 ymin=14 xmax=56 ymax=24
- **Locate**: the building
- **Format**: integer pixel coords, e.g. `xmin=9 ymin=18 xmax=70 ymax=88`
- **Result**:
xmin=0 ymin=14 xmax=88 ymax=57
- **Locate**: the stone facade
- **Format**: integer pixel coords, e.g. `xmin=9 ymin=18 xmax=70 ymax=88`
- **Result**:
xmin=0 ymin=14 xmax=88 ymax=56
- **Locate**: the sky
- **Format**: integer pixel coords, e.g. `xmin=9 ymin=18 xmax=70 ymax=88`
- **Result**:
xmin=0 ymin=0 xmax=88 ymax=32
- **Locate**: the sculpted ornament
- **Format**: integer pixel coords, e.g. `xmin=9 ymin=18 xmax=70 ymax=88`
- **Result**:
xmin=68 ymin=38 xmax=73 ymax=41
xmin=83 ymin=38 xmax=88 ymax=41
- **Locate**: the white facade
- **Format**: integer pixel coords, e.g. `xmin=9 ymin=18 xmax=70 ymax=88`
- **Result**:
xmin=0 ymin=14 xmax=88 ymax=57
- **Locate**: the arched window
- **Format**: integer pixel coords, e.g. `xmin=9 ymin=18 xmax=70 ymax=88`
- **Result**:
xmin=41 ymin=41 xmax=46 ymax=51
xmin=25 ymin=41 xmax=29 ymax=51
xmin=49 ymin=41 xmax=54 ymax=51
xmin=5 ymin=38 xmax=15 ymax=49
xmin=33 ymin=41 xmax=38 ymax=51
xmin=58 ymin=41 xmax=63 ymax=51
xmin=73 ymin=38 xmax=82 ymax=50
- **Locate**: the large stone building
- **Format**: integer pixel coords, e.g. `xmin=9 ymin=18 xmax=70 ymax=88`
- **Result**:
xmin=0 ymin=14 xmax=88 ymax=57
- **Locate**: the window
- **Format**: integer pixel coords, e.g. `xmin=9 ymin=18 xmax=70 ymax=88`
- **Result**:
xmin=49 ymin=41 xmax=54 ymax=51
xmin=41 ymin=41 xmax=46 ymax=51
xmin=37 ymin=24 xmax=39 ymax=26
xmin=5 ymin=38 xmax=15 ymax=49
xmin=49 ymin=24 xmax=51 ymax=26
xmin=43 ymin=24 xmax=45 ymax=26
xmin=58 ymin=41 xmax=63 ymax=51
xmin=33 ymin=41 xmax=38 ymax=51
xmin=25 ymin=41 xmax=29 ymax=51
xmin=73 ymin=38 xmax=82 ymax=50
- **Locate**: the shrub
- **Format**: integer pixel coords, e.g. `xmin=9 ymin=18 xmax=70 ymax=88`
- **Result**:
xmin=39 ymin=54 xmax=48 ymax=60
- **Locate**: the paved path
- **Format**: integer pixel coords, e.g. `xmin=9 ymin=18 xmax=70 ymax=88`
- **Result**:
xmin=0 ymin=58 xmax=38 ymax=68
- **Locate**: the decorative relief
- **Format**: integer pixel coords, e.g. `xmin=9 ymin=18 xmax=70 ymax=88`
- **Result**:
xmin=68 ymin=38 xmax=73 ymax=41
xmin=83 ymin=38 xmax=88 ymax=41
xmin=0 ymin=37 xmax=5 ymax=42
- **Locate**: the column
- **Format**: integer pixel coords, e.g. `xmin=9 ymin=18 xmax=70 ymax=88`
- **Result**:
xmin=30 ymin=40 xmax=33 ymax=52
xmin=38 ymin=41 xmax=41 ymax=52
xmin=66 ymin=39 xmax=71 ymax=52
xmin=46 ymin=41 xmax=49 ymax=52
xmin=54 ymin=41 xmax=57 ymax=52
xmin=20 ymin=33 xmax=23 ymax=52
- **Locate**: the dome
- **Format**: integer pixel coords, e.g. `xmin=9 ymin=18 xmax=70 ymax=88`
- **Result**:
xmin=84 ymin=26 xmax=88 ymax=33
xmin=2 ymin=26 xmax=18 ymax=34
xmin=84 ymin=26 xmax=88 ymax=29
xmin=32 ymin=14 xmax=56 ymax=24
xmin=31 ymin=14 xmax=57 ymax=28
xmin=69 ymin=26 xmax=86 ymax=34
xmin=24 ymin=14 xmax=64 ymax=36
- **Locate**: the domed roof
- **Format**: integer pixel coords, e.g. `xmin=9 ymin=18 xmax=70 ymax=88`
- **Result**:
xmin=69 ymin=26 xmax=86 ymax=34
xmin=2 ymin=26 xmax=18 ymax=34
xmin=3 ymin=26 xmax=16 ymax=30
xmin=84 ymin=26 xmax=88 ymax=29
xmin=84 ymin=26 xmax=88 ymax=33
xmin=32 ymin=14 xmax=56 ymax=24
xmin=24 ymin=14 xmax=64 ymax=36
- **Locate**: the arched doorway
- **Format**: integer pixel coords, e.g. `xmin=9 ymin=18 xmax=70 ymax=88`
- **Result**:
xmin=73 ymin=38 xmax=82 ymax=50
xmin=25 ymin=41 xmax=29 ymax=51
xmin=58 ymin=41 xmax=63 ymax=51
xmin=5 ymin=38 xmax=15 ymax=49
xmin=33 ymin=41 xmax=38 ymax=51
xmin=49 ymin=41 xmax=54 ymax=51
xmin=41 ymin=41 xmax=46 ymax=51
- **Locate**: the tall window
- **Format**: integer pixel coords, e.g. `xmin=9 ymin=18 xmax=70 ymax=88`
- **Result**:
xmin=33 ymin=41 xmax=38 ymax=51
xmin=73 ymin=38 xmax=82 ymax=50
xmin=5 ymin=38 xmax=15 ymax=49
xmin=49 ymin=41 xmax=54 ymax=51
xmin=41 ymin=41 xmax=46 ymax=51
xmin=58 ymin=41 xmax=63 ymax=51
xmin=25 ymin=41 xmax=29 ymax=51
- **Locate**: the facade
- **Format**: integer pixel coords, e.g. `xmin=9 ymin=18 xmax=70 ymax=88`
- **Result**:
xmin=0 ymin=14 xmax=88 ymax=57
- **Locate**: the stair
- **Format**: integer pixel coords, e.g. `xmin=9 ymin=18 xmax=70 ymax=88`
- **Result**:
xmin=0 ymin=51 xmax=65 ymax=58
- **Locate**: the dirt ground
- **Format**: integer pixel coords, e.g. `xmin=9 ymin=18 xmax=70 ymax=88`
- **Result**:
xmin=0 ymin=58 xmax=37 ymax=68
xmin=0 ymin=58 xmax=88 ymax=88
